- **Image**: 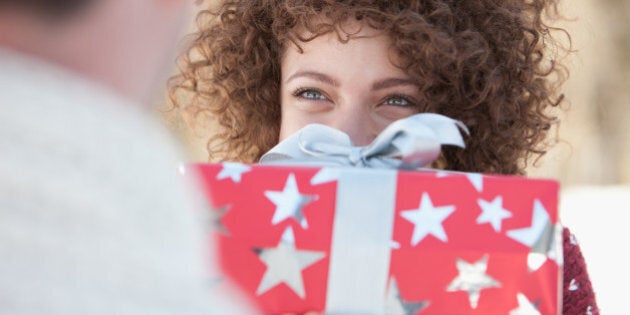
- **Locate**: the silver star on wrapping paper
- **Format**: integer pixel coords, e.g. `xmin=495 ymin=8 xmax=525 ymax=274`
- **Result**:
xmin=208 ymin=204 xmax=231 ymax=236
xmin=509 ymin=293 xmax=541 ymax=315
xmin=265 ymin=173 xmax=317 ymax=229
xmin=506 ymin=199 xmax=555 ymax=271
xmin=310 ymin=168 xmax=341 ymax=185
xmin=400 ymin=192 xmax=456 ymax=245
xmin=385 ymin=278 xmax=430 ymax=315
xmin=436 ymin=171 xmax=484 ymax=192
xmin=446 ymin=255 xmax=501 ymax=309
xmin=547 ymin=223 xmax=563 ymax=266
xmin=255 ymin=227 xmax=326 ymax=299
xmin=216 ymin=162 xmax=252 ymax=183
xmin=477 ymin=196 xmax=512 ymax=232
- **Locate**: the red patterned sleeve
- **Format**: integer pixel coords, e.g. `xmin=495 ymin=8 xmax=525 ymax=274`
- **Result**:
xmin=562 ymin=227 xmax=599 ymax=315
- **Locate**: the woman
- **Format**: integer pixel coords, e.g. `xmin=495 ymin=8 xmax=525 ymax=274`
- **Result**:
xmin=170 ymin=1 xmax=598 ymax=313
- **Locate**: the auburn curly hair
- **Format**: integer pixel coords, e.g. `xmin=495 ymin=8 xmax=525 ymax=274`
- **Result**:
xmin=169 ymin=0 xmax=568 ymax=175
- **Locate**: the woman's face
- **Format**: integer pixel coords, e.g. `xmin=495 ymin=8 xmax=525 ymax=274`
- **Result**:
xmin=279 ymin=25 xmax=422 ymax=146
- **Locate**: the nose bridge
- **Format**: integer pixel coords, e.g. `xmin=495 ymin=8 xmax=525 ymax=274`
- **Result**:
xmin=331 ymin=100 xmax=374 ymax=146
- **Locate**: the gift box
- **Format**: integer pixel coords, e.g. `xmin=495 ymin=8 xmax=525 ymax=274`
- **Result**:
xmin=188 ymin=162 xmax=562 ymax=315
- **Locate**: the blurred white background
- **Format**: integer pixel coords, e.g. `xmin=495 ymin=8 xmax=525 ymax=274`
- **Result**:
xmin=560 ymin=187 xmax=629 ymax=314
xmin=527 ymin=1 xmax=630 ymax=313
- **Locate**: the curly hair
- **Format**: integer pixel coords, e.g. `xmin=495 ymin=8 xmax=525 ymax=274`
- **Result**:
xmin=169 ymin=0 xmax=568 ymax=175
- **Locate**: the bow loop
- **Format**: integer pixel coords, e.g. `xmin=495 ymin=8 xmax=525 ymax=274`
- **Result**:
xmin=259 ymin=113 xmax=469 ymax=169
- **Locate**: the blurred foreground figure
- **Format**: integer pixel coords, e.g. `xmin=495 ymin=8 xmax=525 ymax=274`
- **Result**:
xmin=0 ymin=0 xmax=252 ymax=314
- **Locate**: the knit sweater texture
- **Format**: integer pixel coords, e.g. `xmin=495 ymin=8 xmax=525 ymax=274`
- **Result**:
xmin=563 ymin=227 xmax=598 ymax=315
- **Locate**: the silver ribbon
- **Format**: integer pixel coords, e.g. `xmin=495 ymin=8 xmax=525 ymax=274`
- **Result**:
xmin=323 ymin=168 xmax=398 ymax=314
xmin=259 ymin=113 xmax=469 ymax=169
xmin=258 ymin=113 xmax=467 ymax=313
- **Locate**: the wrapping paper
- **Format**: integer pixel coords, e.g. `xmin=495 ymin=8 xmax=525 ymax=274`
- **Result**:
xmin=189 ymin=163 xmax=562 ymax=315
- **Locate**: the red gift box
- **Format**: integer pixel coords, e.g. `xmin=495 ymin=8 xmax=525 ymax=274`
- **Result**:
xmin=188 ymin=162 xmax=562 ymax=315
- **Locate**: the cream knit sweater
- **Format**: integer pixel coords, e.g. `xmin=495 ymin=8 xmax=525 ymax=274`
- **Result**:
xmin=0 ymin=49 xmax=253 ymax=314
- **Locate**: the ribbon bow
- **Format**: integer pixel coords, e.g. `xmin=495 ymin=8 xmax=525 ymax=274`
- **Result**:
xmin=259 ymin=113 xmax=469 ymax=169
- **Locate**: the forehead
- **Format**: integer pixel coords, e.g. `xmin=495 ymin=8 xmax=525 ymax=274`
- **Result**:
xmin=281 ymin=22 xmax=406 ymax=80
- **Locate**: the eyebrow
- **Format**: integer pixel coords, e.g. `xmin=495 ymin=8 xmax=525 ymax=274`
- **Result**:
xmin=372 ymin=78 xmax=418 ymax=90
xmin=285 ymin=71 xmax=340 ymax=87
xmin=285 ymin=70 xmax=417 ymax=90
